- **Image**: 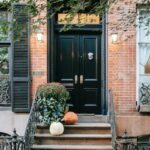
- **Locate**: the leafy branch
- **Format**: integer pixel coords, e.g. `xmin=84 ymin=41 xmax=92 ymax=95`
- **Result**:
xmin=0 ymin=0 xmax=149 ymax=41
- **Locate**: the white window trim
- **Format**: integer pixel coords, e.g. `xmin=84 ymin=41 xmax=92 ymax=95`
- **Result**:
xmin=136 ymin=9 xmax=139 ymax=109
xmin=136 ymin=7 xmax=150 ymax=109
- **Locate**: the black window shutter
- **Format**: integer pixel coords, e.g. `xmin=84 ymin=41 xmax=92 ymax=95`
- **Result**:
xmin=12 ymin=4 xmax=30 ymax=112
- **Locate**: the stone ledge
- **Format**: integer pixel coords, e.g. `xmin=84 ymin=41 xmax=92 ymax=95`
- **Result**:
xmin=139 ymin=105 xmax=150 ymax=113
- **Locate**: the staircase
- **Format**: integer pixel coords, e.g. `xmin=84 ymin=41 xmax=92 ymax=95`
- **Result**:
xmin=31 ymin=115 xmax=113 ymax=150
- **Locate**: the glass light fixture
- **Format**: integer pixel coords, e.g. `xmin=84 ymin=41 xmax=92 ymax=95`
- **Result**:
xmin=37 ymin=30 xmax=43 ymax=42
xmin=111 ymin=33 xmax=118 ymax=43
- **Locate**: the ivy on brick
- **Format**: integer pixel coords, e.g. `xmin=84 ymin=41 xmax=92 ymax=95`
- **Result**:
xmin=0 ymin=0 xmax=149 ymax=39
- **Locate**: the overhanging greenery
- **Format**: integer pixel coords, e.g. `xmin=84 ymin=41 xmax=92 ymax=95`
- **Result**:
xmin=0 ymin=0 xmax=149 ymax=39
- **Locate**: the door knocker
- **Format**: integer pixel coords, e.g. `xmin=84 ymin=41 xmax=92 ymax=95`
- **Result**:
xmin=88 ymin=52 xmax=94 ymax=60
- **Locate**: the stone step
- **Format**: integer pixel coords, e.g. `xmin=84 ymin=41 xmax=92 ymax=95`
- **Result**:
xmin=32 ymin=144 xmax=113 ymax=150
xmin=34 ymin=133 xmax=112 ymax=145
xmin=37 ymin=123 xmax=111 ymax=134
xmin=77 ymin=114 xmax=108 ymax=123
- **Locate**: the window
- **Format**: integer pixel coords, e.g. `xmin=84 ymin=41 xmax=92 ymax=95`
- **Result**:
xmin=0 ymin=11 xmax=11 ymax=41
xmin=137 ymin=8 xmax=150 ymax=106
xmin=57 ymin=13 xmax=100 ymax=24
xmin=0 ymin=10 xmax=11 ymax=106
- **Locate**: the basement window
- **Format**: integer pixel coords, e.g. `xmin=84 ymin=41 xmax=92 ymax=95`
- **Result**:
xmin=137 ymin=7 xmax=150 ymax=111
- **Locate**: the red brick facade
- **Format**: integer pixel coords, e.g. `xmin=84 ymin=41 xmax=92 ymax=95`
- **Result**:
xmin=30 ymin=26 xmax=48 ymax=98
xmin=108 ymin=0 xmax=137 ymax=114
xmin=30 ymin=0 xmax=137 ymax=113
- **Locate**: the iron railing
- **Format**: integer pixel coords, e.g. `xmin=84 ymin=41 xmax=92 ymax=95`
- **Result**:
xmin=0 ymin=129 xmax=25 ymax=150
xmin=0 ymin=95 xmax=40 ymax=150
xmin=108 ymin=89 xmax=150 ymax=150
xmin=140 ymin=83 xmax=150 ymax=105
xmin=108 ymin=89 xmax=117 ymax=149
xmin=0 ymin=75 xmax=11 ymax=106
xmin=115 ymin=133 xmax=150 ymax=150
xmin=24 ymin=99 xmax=39 ymax=150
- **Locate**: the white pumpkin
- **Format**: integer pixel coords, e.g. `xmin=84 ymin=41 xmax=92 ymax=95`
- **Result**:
xmin=49 ymin=122 xmax=64 ymax=135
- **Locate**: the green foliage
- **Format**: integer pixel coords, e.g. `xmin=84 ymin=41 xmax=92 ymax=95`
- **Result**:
xmin=36 ymin=82 xmax=70 ymax=125
xmin=0 ymin=0 xmax=149 ymax=40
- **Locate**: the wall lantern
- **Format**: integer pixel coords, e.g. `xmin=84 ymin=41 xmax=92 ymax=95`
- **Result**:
xmin=37 ymin=30 xmax=43 ymax=42
xmin=111 ymin=33 xmax=118 ymax=43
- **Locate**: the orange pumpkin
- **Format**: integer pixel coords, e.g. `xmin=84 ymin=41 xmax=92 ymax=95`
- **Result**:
xmin=63 ymin=112 xmax=78 ymax=124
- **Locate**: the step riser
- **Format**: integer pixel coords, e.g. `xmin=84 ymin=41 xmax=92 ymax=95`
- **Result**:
xmin=65 ymin=128 xmax=111 ymax=134
xmin=37 ymin=128 xmax=111 ymax=134
xmin=32 ymin=148 xmax=113 ymax=150
xmin=32 ymin=148 xmax=112 ymax=150
xmin=31 ymin=145 xmax=113 ymax=150
xmin=32 ymin=147 xmax=113 ymax=150
xmin=35 ymin=138 xmax=111 ymax=145
xmin=78 ymin=116 xmax=108 ymax=123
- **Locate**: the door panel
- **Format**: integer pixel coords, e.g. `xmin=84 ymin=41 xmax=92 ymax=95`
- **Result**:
xmin=56 ymin=35 xmax=79 ymax=112
xmin=56 ymin=33 xmax=101 ymax=114
xmin=81 ymin=36 xmax=98 ymax=79
xmin=80 ymin=35 xmax=101 ymax=113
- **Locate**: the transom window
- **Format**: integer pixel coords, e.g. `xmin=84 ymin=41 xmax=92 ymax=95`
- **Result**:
xmin=57 ymin=13 xmax=100 ymax=24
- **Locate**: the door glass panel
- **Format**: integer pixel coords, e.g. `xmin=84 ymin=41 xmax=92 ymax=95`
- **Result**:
xmin=0 ymin=47 xmax=10 ymax=106
xmin=58 ymin=13 xmax=100 ymax=24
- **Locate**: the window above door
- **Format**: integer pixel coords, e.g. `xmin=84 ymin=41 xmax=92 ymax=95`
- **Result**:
xmin=57 ymin=13 xmax=100 ymax=25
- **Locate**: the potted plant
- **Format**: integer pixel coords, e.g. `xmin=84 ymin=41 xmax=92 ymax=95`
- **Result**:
xmin=36 ymin=82 xmax=70 ymax=125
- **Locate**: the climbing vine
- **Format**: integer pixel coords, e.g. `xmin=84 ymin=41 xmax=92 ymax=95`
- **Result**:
xmin=0 ymin=0 xmax=149 ymax=37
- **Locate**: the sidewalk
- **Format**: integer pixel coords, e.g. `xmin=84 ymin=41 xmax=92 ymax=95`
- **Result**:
xmin=0 ymin=107 xmax=29 ymax=136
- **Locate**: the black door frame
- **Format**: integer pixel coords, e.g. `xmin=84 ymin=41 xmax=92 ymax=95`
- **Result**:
xmin=48 ymin=14 xmax=108 ymax=115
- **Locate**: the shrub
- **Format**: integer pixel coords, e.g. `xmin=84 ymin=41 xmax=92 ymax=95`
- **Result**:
xmin=36 ymin=82 xmax=70 ymax=125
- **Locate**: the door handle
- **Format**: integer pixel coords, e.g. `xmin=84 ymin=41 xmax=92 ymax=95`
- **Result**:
xmin=74 ymin=75 xmax=78 ymax=84
xmin=80 ymin=75 xmax=84 ymax=84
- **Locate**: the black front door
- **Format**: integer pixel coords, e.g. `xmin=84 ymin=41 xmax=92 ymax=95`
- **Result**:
xmin=56 ymin=33 xmax=101 ymax=114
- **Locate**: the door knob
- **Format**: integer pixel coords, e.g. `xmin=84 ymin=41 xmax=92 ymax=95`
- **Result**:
xmin=80 ymin=75 xmax=84 ymax=84
xmin=74 ymin=75 xmax=78 ymax=84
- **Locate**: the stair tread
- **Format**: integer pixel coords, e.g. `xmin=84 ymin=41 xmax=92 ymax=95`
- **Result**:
xmin=37 ymin=123 xmax=111 ymax=128
xmin=65 ymin=123 xmax=111 ymax=127
xmin=32 ymin=144 xmax=113 ymax=149
xmin=35 ymin=133 xmax=112 ymax=138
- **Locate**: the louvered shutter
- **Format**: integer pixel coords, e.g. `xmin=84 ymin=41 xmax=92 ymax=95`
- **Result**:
xmin=12 ymin=4 xmax=30 ymax=112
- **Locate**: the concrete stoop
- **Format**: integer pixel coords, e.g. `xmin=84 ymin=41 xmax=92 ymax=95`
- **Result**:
xmin=31 ymin=115 xmax=113 ymax=150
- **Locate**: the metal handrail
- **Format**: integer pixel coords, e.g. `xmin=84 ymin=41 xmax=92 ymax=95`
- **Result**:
xmin=0 ymin=94 xmax=40 ymax=150
xmin=108 ymin=89 xmax=117 ymax=149
xmin=24 ymin=98 xmax=39 ymax=150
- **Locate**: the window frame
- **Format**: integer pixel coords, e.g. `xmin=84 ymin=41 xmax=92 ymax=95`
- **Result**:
xmin=0 ymin=9 xmax=12 ymax=78
xmin=0 ymin=9 xmax=12 ymax=106
xmin=136 ymin=6 xmax=150 ymax=109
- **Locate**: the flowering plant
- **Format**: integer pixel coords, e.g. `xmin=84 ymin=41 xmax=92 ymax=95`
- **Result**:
xmin=36 ymin=82 xmax=70 ymax=125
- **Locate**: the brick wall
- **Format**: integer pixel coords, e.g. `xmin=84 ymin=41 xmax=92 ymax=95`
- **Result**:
xmin=108 ymin=0 xmax=137 ymax=113
xmin=30 ymin=0 xmax=138 ymax=114
xmin=30 ymin=0 xmax=47 ymax=99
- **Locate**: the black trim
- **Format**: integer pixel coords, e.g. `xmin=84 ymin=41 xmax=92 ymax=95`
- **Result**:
xmin=48 ymin=14 xmax=55 ymax=82
xmin=55 ymin=24 xmax=102 ymax=32
xmin=0 ymin=42 xmax=11 ymax=47
xmin=48 ymin=14 xmax=107 ymax=115
xmin=11 ymin=3 xmax=30 ymax=113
